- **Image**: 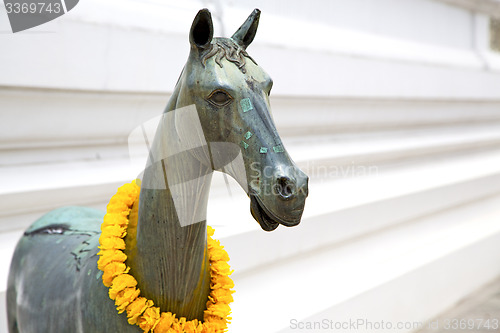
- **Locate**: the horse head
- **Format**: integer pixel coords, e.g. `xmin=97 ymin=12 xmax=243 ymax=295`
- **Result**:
xmin=172 ymin=8 xmax=309 ymax=231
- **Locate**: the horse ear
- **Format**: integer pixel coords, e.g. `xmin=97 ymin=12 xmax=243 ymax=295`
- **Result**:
xmin=231 ymin=9 xmax=260 ymax=49
xmin=190 ymin=9 xmax=214 ymax=49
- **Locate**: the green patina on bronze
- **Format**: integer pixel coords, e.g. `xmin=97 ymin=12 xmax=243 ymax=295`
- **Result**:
xmin=241 ymin=141 xmax=249 ymax=149
xmin=273 ymin=145 xmax=285 ymax=153
xmin=7 ymin=8 xmax=308 ymax=332
xmin=240 ymin=98 xmax=253 ymax=112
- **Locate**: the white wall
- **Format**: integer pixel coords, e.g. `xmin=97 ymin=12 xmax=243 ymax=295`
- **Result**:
xmin=2 ymin=0 xmax=500 ymax=331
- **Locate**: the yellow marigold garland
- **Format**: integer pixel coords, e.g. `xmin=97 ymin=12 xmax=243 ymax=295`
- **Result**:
xmin=97 ymin=181 xmax=234 ymax=333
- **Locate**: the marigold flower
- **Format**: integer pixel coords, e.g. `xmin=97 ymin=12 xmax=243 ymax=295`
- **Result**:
xmin=102 ymin=262 xmax=129 ymax=288
xmin=113 ymin=192 xmax=136 ymax=207
xmin=118 ymin=182 xmax=139 ymax=198
xmin=107 ymin=200 xmax=130 ymax=214
xmin=102 ymin=262 xmax=130 ymax=287
xmin=205 ymin=303 xmax=231 ymax=318
xmin=97 ymin=249 xmax=127 ymax=271
xmin=167 ymin=317 xmax=187 ymax=332
xmin=127 ymin=297 xmax=154 ymax=325
xmin=171 ymin=321 xmax=184 ymax=332
xmin=101 ymin=224 xmax=127 ymax=238
xmin=207 ymin=238 xmax=221 ymax=250
xmin=139 ymin=306 xmax=161 ymax=332
xmin=204 ymin=315 xmax=229 ymax=330
xmin=153 ymin=312 xmax=176 ymax=332
xmin=98 ymin=182 xmax=232 ymax=333
xmin=201 ymin=321 xmax=219 ymax=333
xmin=109 ymin=273 xmax=137 ymax=299
xmin=99 ymin=236 xmax=126 ymax=251
xmin=182 ymin=319 xmax=203 ymax=333
xmin=210 ymin=261 xmax=231 ymax=276
xmin=208 ymin=247 xmax=229 ymax=262
xmin=115 ymin=287 xmax=141 ymax=313
xmin=208 ymin=288 xmax=234 ymax=304
xmin=210 ymin=275 xmax=234 ymax=290
xmin=102 ymin=213 xmax=128 ymax=228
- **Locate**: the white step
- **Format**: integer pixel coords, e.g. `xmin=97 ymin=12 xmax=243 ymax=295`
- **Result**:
xmin=2 ymin=145 xmax=500 ymax=294
xmin=0 ymin=230 xmax=22 ymax=332
xmin=4 ymin=191 xmax=499 ymax=333
xmin=3 ymin=122 xmax=500 ymax=232
xmin=228 ymin=193 xmax=500 ymax=333
xmin=211 ymin=148 xmax=500 ymax=275
xmin=2 ymin=149 xmax=500 ymax=301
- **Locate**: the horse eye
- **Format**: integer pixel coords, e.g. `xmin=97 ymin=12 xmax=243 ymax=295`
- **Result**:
xmin=208 ymin=90 xmax=232 ymax=106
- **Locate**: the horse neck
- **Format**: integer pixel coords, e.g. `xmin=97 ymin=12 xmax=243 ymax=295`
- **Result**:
xmin=127 ymin=102 xmax=213 ymax=320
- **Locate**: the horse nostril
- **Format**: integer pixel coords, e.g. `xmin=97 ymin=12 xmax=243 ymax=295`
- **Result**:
xmin=299 ymin=176 xmax=309 ymax=197
xmin=275 ymin=176 xmax=295 ymax=200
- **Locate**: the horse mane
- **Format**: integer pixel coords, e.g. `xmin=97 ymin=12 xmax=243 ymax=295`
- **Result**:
xmin=201 ymin=38 xmax=257 ymax=74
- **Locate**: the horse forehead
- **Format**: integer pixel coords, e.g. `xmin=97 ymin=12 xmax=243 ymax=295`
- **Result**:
xmin=243 ymin=60 xmax=270 ymax=83
xmin=208 ymin=58 xmax=270 ymax=89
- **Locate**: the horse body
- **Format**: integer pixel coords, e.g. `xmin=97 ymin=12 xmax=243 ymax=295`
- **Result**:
xmin=7 ymin=207 xmax=138 ymax=332
xmin=7 ymin=8 xmax=308 ymax=332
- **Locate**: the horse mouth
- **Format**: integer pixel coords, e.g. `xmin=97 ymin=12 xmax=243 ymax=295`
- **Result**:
xmin=249 ymin=194 xmax=301 ymax=231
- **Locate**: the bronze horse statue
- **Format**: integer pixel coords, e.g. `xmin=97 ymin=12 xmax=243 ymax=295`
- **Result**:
xmin=7 ymin=8 xmax=308 ymax=332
